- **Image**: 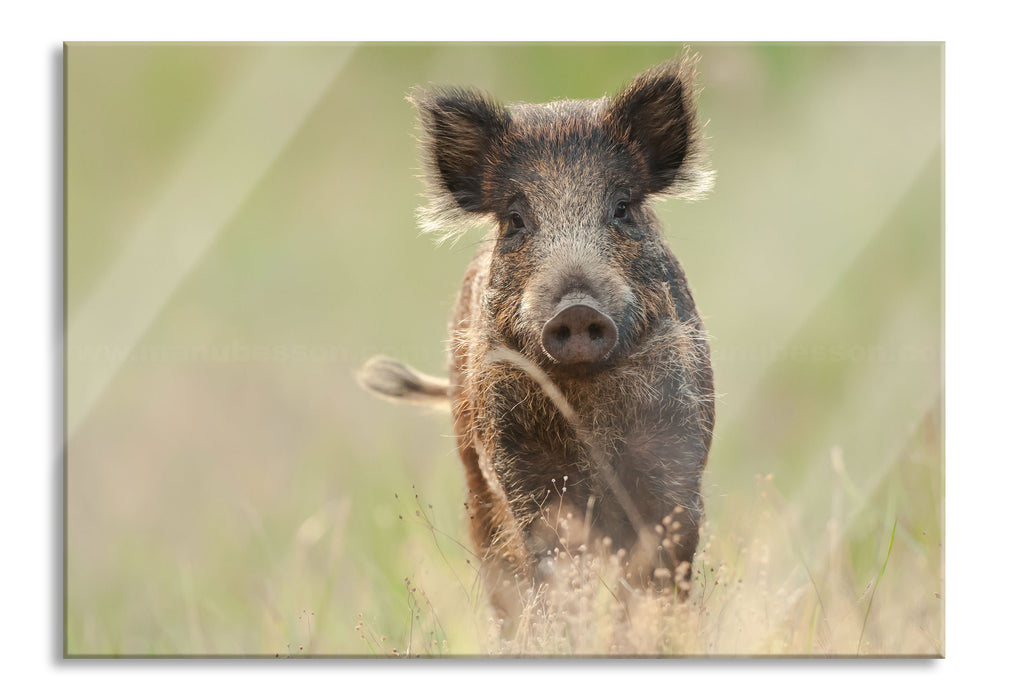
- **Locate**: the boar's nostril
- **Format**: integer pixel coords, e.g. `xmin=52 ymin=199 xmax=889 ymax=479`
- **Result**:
xmin=542 ymin=304 xmax=618 ymax=366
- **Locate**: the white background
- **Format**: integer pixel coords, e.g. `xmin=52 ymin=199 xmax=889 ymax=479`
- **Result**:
xmin=1 ymin=0 xmax=1004 ymax=695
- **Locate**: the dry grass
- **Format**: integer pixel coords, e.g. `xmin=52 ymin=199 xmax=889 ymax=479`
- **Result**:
xmin=358 ymin=453 xmax=942 ymax=658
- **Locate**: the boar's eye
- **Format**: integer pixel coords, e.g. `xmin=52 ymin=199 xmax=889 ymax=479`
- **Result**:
xmin=499 ymin=211 xmax=527 ymax=253
xmin=613 ymin=201 xmax=629 ymax=220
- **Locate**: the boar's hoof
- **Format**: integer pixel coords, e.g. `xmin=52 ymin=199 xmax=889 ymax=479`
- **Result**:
xmin=542 ymin=302 xmax=617 ymax=366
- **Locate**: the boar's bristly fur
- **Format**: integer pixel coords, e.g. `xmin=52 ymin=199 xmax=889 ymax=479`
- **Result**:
xmin=359 ymin=53 xmax=716 ymax=625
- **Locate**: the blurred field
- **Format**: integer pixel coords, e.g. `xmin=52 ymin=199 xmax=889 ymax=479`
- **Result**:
xmin=65 ymin=43 xmax=942 ymax=656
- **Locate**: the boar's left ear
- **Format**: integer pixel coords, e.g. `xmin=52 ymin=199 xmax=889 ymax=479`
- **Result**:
xmin=605 ymin=54 xmax=714 ymax=199
xmin=410 ymin=87 xmax=511 ymax=240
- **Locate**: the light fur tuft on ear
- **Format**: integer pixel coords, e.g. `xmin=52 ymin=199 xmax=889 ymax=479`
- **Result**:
xmin=605 ymin=50 xmax=714 ymax=201
xmin=409 ymin=87 xmax=511 ymax=243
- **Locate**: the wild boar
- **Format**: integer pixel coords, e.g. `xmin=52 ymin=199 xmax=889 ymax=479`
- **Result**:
xmin=359 ymin=54 xmax=715 ymax=622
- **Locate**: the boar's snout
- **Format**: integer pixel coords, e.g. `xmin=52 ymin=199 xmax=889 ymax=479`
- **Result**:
xmin=541 ymin=298 xmax=618 ymax=366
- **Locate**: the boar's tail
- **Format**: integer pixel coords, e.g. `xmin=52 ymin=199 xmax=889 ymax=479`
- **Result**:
xmin=356 ymin=355 xmax=450 ymax=406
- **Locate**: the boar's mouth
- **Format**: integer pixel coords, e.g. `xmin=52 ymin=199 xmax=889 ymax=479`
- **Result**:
xmin=540 ymin=297 xmax=619 ymax=373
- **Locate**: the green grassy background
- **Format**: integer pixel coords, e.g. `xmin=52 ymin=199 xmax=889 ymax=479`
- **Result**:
xmin=65 ymin=43 xmax=942 ymax=656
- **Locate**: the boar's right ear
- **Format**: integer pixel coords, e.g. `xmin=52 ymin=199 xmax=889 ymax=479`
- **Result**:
xmin=605 ymin=54 xmax=714 ymax=200
xmin=410 ymin=88 xmax=511 ymax=239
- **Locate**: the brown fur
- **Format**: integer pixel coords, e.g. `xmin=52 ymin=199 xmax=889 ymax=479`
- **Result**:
xmin=359 ymin=53 xmax=715 ymax=623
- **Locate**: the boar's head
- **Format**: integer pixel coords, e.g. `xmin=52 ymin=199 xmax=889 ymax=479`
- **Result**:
xmin=412 ymin=57 xmax=713 ymax=379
